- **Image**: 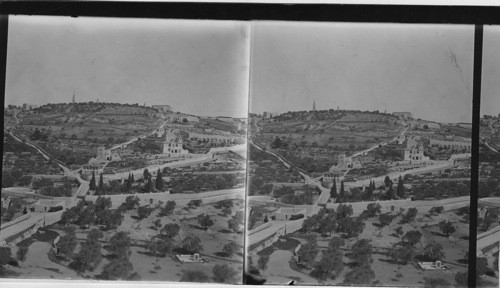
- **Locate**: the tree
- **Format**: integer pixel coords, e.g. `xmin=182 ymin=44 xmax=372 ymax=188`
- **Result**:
xmin=16 ymin=245 xmax=28 ymax=262
xmin=396 ymin=175 xmax=405 ymax=198
xmin=181 ymin=236 xmax=203 ymax=254
xmin=222 ymin=241 xmax=238 ymax=257
xmin=155 ymin=169 xmax=164 ymax=191
xmin=144 ymin=178 xmax=154 ymax=193
xmin=311 ymin=249 xmax=344 ymax=280
xmin=94 ymin=196 xmax=112 ymax=212
xmin=351 ymin=239 xmax=372 ymax=266
xmin=384 ymin=175 xmax=393 ymax=187
xmin=180 ymin=270 xmax=210 ymax=282
xmin=393 ymin=226 xmax=404 ymax=238
xmin=423 ymin=243 xmax=445 ymax=261
xmin=297 ymin=237 xmax=319 ymax=267
xmin=137 ymin=206 xmax=153 ymax=219
xmin=158 ymin=201 xmax=176 ymax=217
xmin=363 ymin=203 xmax=382 ymax=218
xmin=222 ymin=207 xmax=233 ymax=217
xmin=89 ymin=171 xmax=97 ymax=191
xmin=257 ymin=255 xmax=269 ymax=271
xmin=228 ymin=218 xmax=241 ymax=233
xmin=389 ymin=244 xmax=414 ymax=264
xmin=187 ymin=199 xmax=202 ymax=209
xmin=98 ymin=173 xmax=104 ymax=192
xmin=401 ymin=207 xmax=418 ymax=223
xmin=100 ymin=255 xmax=134 ymax=280
xmin=386 ymin=185 xmax=396 ymax=200
xmin=439 ymin=221 xmax=456 ymax=237
xmin=96 ymin=209 xmax=123 ymax=230
xmin=477 ymin=257 xmax=489 ymax=275
xmin=56 ymin=226 xmax=77 ymax=257
xmin=402 ymin=230 xmax=422 ymax=246
xmin=330 ymin=180 xmax=337 ymax=199
xmin=108 ymin=231 xmax=131 ymax=256
xmin=328 ymin=237 xmax=345 ymax=251
xmin=121 ymin=196 xmax=140 ymax=210
xmin=379 ymin=213 xmax=395 ymax=227
xmin=342 ymin=217 xmax=365 ymax=238
xmin=160 ymin=223 xmax=180 ymax=239
xmin=18 ymin=175 xmax=32 ymax=187
xmin=336 ymin=204 xmax=353 ymax=219
xmin=338 ymin=180 xmax=345 ymax=202
xmin=71 ymin=229 xmax=103 ymax=272
xmin=212 ymin=264 xmax=238 ymax=284
xmin=344 ymin=264 xmax=375 ymax=285
xmin=143 ymin=168 xmax=151 ymax=181
xmin=429 ymin=206 xmax=444 ymax=216
xmin=198 ymin=214 xmax=215 ymax=230
xmin=147 ymin=237 xmax=173 ymax=257
xmin=153 ymin=219 xmax=162 ymax=230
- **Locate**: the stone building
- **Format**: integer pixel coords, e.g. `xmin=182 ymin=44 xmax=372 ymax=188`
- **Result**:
xmin=404 ymin=143 xmax=430 ymax=163
xmin=392 ymin=112 xmax=412 ymax=119
xmin=163 ymin=131 xmax=188 ymax=157
xmin=152 ymin=104 xmax=172 ymax=112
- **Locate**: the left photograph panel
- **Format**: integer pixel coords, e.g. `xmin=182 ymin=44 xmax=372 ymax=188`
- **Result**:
xmin=1 ymin=15 xmax=250 ymax=283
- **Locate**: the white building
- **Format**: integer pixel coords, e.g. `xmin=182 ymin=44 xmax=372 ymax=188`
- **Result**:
xmin=163 ymin=131 xmax=188 ymax=157
xmin=404 ymin=143 xmax=430 ymax=163
xmin=273 ymin=207 xmax=307 ymax=221
xmin=32 ymin=199 xmax=66 ymax=212
xmin=152 ymin=105 xmax=172 ymax=112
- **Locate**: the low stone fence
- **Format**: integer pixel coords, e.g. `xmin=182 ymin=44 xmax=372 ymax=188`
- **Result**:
xmin=326 ymin=199 xmax=412 ymax=216
xmin=84 ymin=188 xmax=245 ymax=209
xmin=248 ymin=222 xmax=272 ymax=236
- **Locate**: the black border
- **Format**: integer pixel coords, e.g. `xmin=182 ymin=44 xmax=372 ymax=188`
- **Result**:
xmin=1 ymin=2 xmax=497 ymax=287
xmin=0 ymin=2 xmax=499 ymax=24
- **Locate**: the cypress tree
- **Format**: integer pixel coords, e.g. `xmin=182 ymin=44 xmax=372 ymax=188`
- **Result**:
xmin=99 ymin=173 xmax=104 ymax=191
xmin=396 ymin=176 xmax=405 ymax=199
xmin=155 ymin=168 xmax=164 ymax=191
xmin=330 ymin=178 xmax=337 ymax=199
xmin=89 ymin=171 xmax=97 ymax=191
xmin=337 ymin=180 xmax=345 ymax=203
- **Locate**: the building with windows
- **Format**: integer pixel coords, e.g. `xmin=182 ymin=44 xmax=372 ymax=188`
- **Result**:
xmin=163 ymin=131 xmax=188 ymax=157
xmin=152 ymin=104 xmax=172 ymax=112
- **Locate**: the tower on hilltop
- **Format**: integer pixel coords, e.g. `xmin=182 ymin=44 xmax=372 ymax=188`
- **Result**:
xmin=72 ymin=93 xmax=75 ymax=103
xmin=313 ymin=100 xmax=316 ymax=111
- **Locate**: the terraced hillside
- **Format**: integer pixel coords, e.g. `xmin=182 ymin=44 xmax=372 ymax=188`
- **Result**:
xmin=6 ymin=102 xmax=165 ymax=168
xmin=251 ymin=110 xmax=406 ymax=174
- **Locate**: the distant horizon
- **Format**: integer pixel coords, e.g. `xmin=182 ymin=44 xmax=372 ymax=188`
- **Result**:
xmin=4 ymin=100 xmax=248 ymax=119
xmin=250 ymin=22 xmax=474 ymax=124
xmin=5 ymin=16 xmax=250 ymax=119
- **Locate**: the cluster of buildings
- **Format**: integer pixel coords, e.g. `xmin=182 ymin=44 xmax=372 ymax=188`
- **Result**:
xmin=322 ymin=154 xmax=361 ymax=185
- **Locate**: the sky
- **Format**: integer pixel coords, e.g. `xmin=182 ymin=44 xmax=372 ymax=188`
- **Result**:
xmin=482 ymin=25 xmax=500 ymax=117
xmin=5 ymin=16 xmax=250 ymax=118
xmin=250 ymin=22 xmax=474 ymax=123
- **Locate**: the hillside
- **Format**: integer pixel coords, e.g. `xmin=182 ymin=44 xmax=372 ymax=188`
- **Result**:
xmin=6 ymin=102 xmax=165 ymax=168
xmin=250 ymin=110 xmax=406 ymax=173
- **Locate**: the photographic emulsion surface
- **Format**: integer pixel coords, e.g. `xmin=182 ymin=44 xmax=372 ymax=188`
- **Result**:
xmin=1 ymin=15 xmax=250 ymax=284
xmin=0 ymin=4 xmax=499 ymax=288
xmin=246 ymin=22 xmax=473 ymax=286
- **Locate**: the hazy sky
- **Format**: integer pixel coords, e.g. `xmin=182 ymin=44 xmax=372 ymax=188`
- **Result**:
xmin=250 ymin=22 xmax=474 ymax=123
xmin=482 ymin=25 xmax=500 ymax=117
xmin=6 ymin=16 xmax=250 ymax=118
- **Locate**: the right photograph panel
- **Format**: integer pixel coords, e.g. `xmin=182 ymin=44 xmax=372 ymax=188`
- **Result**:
xmin=478 ymin=25 xmax=500 ymax=288
xmin=246 ymin=22 xmax=473 ymax=286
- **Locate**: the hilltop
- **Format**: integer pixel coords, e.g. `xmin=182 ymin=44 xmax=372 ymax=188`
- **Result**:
xmin=250 ymin=110 xmax=406 ymax=173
